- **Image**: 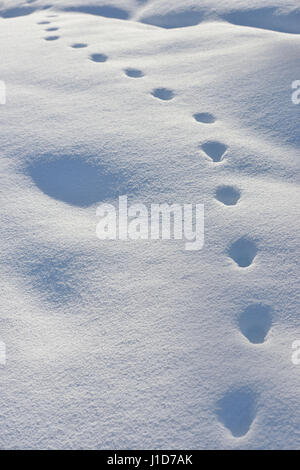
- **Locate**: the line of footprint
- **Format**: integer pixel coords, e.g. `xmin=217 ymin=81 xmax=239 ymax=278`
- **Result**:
xmin=36 ymin=13 xmax=273 ymax=440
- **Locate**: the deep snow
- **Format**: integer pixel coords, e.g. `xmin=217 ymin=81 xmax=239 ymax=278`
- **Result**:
xmin=0 ymin=0 xmax=299 ymax=450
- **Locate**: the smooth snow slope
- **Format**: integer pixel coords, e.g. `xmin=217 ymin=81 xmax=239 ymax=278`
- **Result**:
xmin=0 ymin=0 xmax=299 ymax=450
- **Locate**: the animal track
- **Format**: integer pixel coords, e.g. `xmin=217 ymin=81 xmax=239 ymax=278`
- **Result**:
xmin=194 ymin=112 xmax=216 ymax=124
xmin=201 ymin=141 xmax=227 ymax=163
xmin=217 ymin=387 xmax=257 ymax=437
xmin=44 ymin=35 xmax=60 ymax=41
xmin=239 ymin=304 xmax=272 ymax=344
xmin=90 ymin=53 xmax=108 ymax=63
xmin=228 ymin=237 xmax=257 ymax=268
xmin=71 ymin=43 xmax=88 ymax=49
xmin=28 ymin=157 xmax=124 ymax=207
xmin=124 ymin=68 xmax=144 ymax=78
xmin=37 ymin=21 xmax=50 ymax=25
xmin=45 ymin=27 xmax=59 ymax=32
xmin=151 ymin=88 xmax=175 ymax=101
xmin=216 ymin=186 xmax=240 ymax=206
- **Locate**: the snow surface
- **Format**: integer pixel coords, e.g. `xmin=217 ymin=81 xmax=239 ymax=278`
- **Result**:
xmin=0 ymin=0 xmax=300 ymax=450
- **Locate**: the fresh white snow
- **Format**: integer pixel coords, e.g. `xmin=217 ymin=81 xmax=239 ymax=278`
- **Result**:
xmin=0 ymin=0 xmax=299 ymax=450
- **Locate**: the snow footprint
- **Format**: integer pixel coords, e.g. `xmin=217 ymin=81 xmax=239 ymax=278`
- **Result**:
xmin=71 ymin=43 xmax=88 ymax=49
xmin=201 ymin=141 xmax=227 ymax=163
xmin=124 ymin=68 xmax=144 ymax=78
xmin=228 ymin=237 xmax=257 ymax=268
xmin=194 ymin=112 xmax=216 ymax=124
xmin=151 ymin=88 xmax=175 ymax=101
xmin=217 ymin=387 xmax=257 ymax=437
xmin=45 ymin=27 xmax=59 ymax=32
xmin=216 ymin=186 xmax=240 ymax=206
xmin=239 ymin=304 xmax=272 ymax=344
xmin=44 ymin=35 xmax=60 ymax=41
xmin=90 ymin=53 xmax=108 ymax=63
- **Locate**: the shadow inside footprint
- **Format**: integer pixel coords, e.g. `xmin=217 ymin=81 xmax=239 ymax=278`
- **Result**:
xmin=239 ymin=304 xmax=272 ymax=344
xmin=216 ymin=186 xmax=240 ymax=206
xmin=44 ymin=35 xmax=60 ymax=41
xmin=228 ymin=237 xmax=257 ymax=268
xmin=151 ymin=88 xmax=175 ymax=101
xmin=124 ymin=68 xmax=144 ymax=78
xmin=217 ymin=388 xmax=257 ymax=437
xmin=194 ymin=112 xmax=216 ymax=124
xmin=201 ymin=141 xmax=227 ymax=163
xmin=71 ymin=43 xmax=88 ymax=49
xmin=28 ymin=157 xmax=124 ymax=207
xmin=90 ymin=53 xmax=108 ymax=63
xmin=46 ymin=27 xmax=59 ymax=31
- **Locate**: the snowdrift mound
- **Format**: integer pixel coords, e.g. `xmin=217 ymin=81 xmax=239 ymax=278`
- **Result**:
xmin=1 ymin=1 xmax=300 ymax=35
xmin=224 ymin=7 xmax=300 ymax=35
